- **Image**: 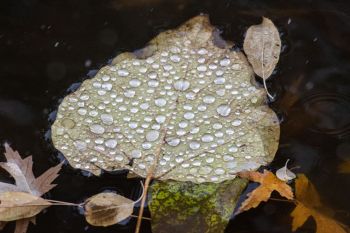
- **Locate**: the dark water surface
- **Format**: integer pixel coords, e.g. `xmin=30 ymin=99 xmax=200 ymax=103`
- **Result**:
xmin=1 ymin=0 xmax=350 ymax=232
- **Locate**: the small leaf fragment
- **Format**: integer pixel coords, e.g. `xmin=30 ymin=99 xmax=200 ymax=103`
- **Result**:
xmin=84 ymin=192 xmax=134 ymax=227
xmin=0 ymin=192 xmax=51 ymax=222
xmin=237 ymin=169 xmax=293 ymax=213
xmin=276 ymin=159 xmax=296 ymax=181
xmin=291 ymin=174 xmax=348 ymax=233
xmin=243 ymin=17 xmax=281 ymax=79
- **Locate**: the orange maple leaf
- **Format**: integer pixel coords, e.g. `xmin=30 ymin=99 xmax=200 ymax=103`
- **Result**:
xmin=291 ymin=174 xmax=348 ymax=233
xmin=237 ymin=169 xmax=293 ymax=213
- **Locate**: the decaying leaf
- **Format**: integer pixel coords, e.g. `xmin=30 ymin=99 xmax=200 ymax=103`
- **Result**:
xmin=291 ymin=174 xmax=348 ymax=233
xmin=51 ymin=15 xmax=280 ymax=184
xmin=243 ymin=17 xmax=281 ymax=79
xmin=237 ymin=169 xmax=293 ymax=213
xmin=0 ymin=192 xmax=51 ymax=222
xmin=149 ymin=178 xmax=247 ymax=233
xmin=84 ymin=192 xmax=134 ymax=227
xmin=276 ymin=159 xmax=296 ymax=182
xmin=0 ymin=144 xmax=62 ymax=233
xmin=338 ymin=160 xmax=350 ymax=173
xmin=1 ymin=143 xmax=62 ymax=196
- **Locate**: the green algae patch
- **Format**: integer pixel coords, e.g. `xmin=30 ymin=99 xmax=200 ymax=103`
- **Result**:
xmin=149 ymin=178 xmax=248 ymax=233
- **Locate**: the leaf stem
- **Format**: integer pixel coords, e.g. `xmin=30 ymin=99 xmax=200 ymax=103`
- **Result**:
xmin=135 ymin=174 xmax=152 ymax=233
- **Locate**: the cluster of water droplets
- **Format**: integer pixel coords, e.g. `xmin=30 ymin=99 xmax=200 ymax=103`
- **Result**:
xmin=52 ymin=17 xmax=278 ymax=183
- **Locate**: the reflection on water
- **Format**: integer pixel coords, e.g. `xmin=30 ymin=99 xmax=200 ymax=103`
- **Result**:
xmin=1 ymin=0 xmax=350 ymax=232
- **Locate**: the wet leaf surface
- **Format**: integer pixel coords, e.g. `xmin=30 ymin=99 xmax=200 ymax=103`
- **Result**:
xmin=52 ymin=15 xmax=280 ymax=184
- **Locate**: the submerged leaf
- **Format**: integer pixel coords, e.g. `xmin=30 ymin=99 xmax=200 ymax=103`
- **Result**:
xmin=338 ymin=160 xmax=350 ymax=173
xmin=243 ymin=17 xmax=281 ymax=79
xmin=0 ymin=192 xmax=51 ymax=222
xmin=237 ymin=170 xmax=293 ymax=213
xmin=291 ymin=174 xmax=348 ymax=233
xmin=52 ymin=15 xmax=280 ymax=183
xmin=149 ymin=178 xmax=247 ymax=233
xmin=84 ymin=192 xmax=134 ymax=227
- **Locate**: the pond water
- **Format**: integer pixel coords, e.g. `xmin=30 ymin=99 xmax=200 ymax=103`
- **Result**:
xmin=1 ymin=0 xmax=350 ymax=232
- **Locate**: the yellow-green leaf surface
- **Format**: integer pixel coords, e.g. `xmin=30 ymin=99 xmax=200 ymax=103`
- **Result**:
xmin=51 ymin=15 xmax=280 ymax=183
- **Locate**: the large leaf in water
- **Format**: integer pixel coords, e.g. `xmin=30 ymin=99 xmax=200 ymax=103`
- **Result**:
xmin=51 ymin=15 xmax=280 ymax=183
xmin=149 ymin=178 xmax=247 ymax=233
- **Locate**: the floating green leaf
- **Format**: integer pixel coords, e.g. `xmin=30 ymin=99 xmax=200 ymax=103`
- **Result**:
xmin=51 ymin=15 xmax=279 ymax=183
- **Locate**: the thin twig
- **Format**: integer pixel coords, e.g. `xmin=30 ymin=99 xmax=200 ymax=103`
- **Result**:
xmin=269 ymin=197 xmax=295 ymax=203
xmin=130 ymin=214 xmax=151 ymax=221
xmin=135 ymin=123 xmax=169 ymax=233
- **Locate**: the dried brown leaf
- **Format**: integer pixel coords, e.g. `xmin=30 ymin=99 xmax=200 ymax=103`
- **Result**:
xmin=291 ymin=174 xmax=348 ymax=233
xmin=84 ymin=192 xmax=134 ymax=227
xmin=0 ymin=144 xmax=62 ymax=233
xmin=237 ymin=169 xmax=293 ymax=213
xmin=0 ymin=192 xmax=51 ymax=221
xmin=243 ymin=17 xmax=281 ymax=79
xmin=2 ymin=143 xmax=62 ymax=196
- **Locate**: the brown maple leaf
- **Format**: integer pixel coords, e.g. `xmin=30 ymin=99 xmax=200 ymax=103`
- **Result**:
xmin=237 ymin=169 xmax=293 ymax=213
xmin=0 ymin=143 xmax=62 ymax=233
xmin=291 ymin=174 xmax=348 ymax=233
xmin=338 ymin=161 xmax=350 ymax=174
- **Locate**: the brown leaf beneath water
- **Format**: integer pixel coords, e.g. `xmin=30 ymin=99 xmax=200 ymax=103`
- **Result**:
xmin=338 ymin=161 xmax=350 ymax=173
xmin=291 ymin=174 xmax=348 ymax=233
xmin=237 ymin=169 xmax=293 ymax=213
xmin=243 ymin=17 xmax=281 ymax=79
xmin=0 ymin=192 xmax=51 ymax=222
xmin=84 ymin=192 xmax=134 ymax=227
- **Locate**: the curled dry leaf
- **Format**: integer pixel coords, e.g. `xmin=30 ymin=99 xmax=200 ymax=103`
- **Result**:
xmin=237 ymin=169 xmax=293 ymax=213
xmin=0 ymin=192 xmax=51 ymax=222
xmin=291 ymin=174 xmax=348 ymax=233
xmin=243 ymin=17 xmax=281 ymax=79
xmin=276 ymin=159 xmax=296 ymax=182
xmin=84 ymin=192 xmax=134 ymax=227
